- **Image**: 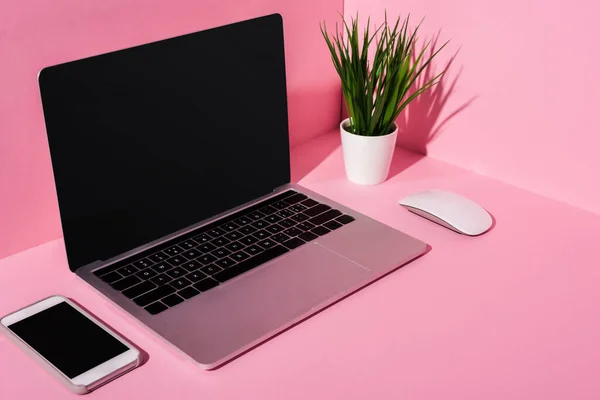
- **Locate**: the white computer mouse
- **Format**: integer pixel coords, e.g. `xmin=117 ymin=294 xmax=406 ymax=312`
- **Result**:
xmin=399 ymin=190 xmax=493 ymax=236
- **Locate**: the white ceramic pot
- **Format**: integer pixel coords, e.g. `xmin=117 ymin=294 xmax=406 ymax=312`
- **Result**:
xmin=340 ymin=118 xmax=398 ymax=185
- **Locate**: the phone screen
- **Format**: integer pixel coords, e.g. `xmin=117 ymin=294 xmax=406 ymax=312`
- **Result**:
xmin=7 ymin=301 xmax=128 ymax=378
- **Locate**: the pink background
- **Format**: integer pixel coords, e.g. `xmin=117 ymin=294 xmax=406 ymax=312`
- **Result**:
xmin=3 ymin=3 xmax=600 ymax=397
xmin=3 ymin=139 xmax=600 ymax=399
xmin=5 ymin=0 xmax=599 ymax=258
xmin=344 ymin=0 xmax=600 ymax=214
xmin=0 ymin=0 xmax=342 ymax=260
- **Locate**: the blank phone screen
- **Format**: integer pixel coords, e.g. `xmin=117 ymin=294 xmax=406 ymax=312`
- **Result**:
xmin=7 ymin=301 xmax=128 ymax=378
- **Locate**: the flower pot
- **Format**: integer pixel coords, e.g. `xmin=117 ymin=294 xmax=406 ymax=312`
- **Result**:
xmin=340 ymin=118 xmax=398 ymax=185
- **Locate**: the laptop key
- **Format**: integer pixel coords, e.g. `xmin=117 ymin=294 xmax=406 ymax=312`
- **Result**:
xmin=271 ymin=233 xmax=291 ymax=243
xmin=278 ymin=218 xmax=296 ymax=228
xmin=171 ymin=277 xmax=192 ymax=290
xmin=284 ymin=193 xmax=308 ymax=204
xmin=193 ymin=233 xmax=211 ymax=243
xmin=193 ymin=278 xmax=219 ymax=292
xmin=150 ymin=274 xmax=172 ymax=286
xmin=166 ymin=255 xmax=186 ymax=266
xmin=324 ymin=220 xmax=343 ymax=231
xmin=272 ymin=201 xmax=289 ymax=210
xmin=164 ymin=245 xmax=183 ymax=257
xmin=207 ymin=227 xmax=226 ymax=238
xmin=257 ymin=239 xmax=276 ymax=249
xmin=212 ymin=248 xmax=231 ymax=258
xmin=259 ymin=205 xmax=277 ymax=215
xmin=198 ymin=242 xmax=217 ymax=253
xmin=215 ymin=257 xmax=236 ymax=269
xmin=117 ymin=265 xmax=138 ymax=276
xmin=198 ymin=254 xmax=217 ymax=265
xmin=134 ymin=285 xmax=176 ymax=307
xmin=182 ymin=260 xmax=202 ymax=272
xmin=200 ymin=264 xmax=222 ymax=275
xmin=99 ymin=271 xmax=123 ymax=284
xmin=136 ymin=268 xmax=157 ymax=280
xmin=162 ymin=294 xmax=184 ymax=307
xmin=304 ymin=204 xmax=331 ymax=217
xmin=311 ymin=226 xmax=331 ymax=236
xmin=181 ymin=249 xmax=201 ymax=259
xmin=166 ymin=267 xmax=186 ymax=278
xmin=336 ymin=215 xmax=355 ymax=224
xmin=296 ymin=221 xmax=316 ymax=231
xmin=211 ymin=237 xmax=230 ymax=247
xmin=123 ymin=281 xmax=157 ymax=299
xmin=133 ymin=258 xmax=152 ymax=269
xmin=253 ymin=230 xmax=270 ymax=240
xmin=289 ymin=204 xmax=308 ymax=213
xmin=308 ymin=209 xmax=343 ymax=226
xmin=248 ymin=211 xmax=265 ymax=220
xmin=264 ymin=214 xmax=282 ymax=224
xmin=224 ymin=231 xmax=242 ymax=241
xmin=277 ymin=209 xmax=294 ymax=218
xmin=225 ymin=241 xmax=244 ymax=252
xmin=111 ymin=275 xmax=141 ymax=291
xmin=240 ymin=235 xmax=259 ymax=246
xmin=266 ymin=224 xmax=284 ymax=234
xmin=231 ymin=251 xmax=250 ymax=262
xmin=291 ymin=213 xmax=310 ymax=223
xmin=148 ymin=251 xmax=168 ymax=263
xmin=145 ymin=301 xmax=168 ymax=315
xmin=251 ymin=220 xmax=269 ymax=229
xmin=235 ymin=216 xmax=252 ymax=226
xmin=301 ymin=198 xmax=319 ymax=208
xmin=178 ymin=286 xmax=200 ymax=299
xmin=245 ymin=244 xmax=264 ymax=255
xmin=282 ymin=237 xmax=305 ymax=250
xmin=239 ymin=225 xmax=257 ymax=235
xmin=283 ymin=227 xmax=303 ymax=237
xmin=299 ymin=231 xmax=318 ymax=242
xmin=151 ymin=262 xmax=172 ymax=273
xmin=186 ymin=270 xmax=207 ymax=282
xmin=179 ymin=239 xmax=197 ymax=249
xmin=222 ymin=222 xmax=239 ymax=232
xmin=213 ymin=245 xmax=289 ymax=283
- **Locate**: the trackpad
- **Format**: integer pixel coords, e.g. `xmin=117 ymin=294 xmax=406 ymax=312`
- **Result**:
xmin=174 ymin=243 xmax=370 ymax=364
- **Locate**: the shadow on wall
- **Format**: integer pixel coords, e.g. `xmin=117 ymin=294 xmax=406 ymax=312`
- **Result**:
xmin=290 ymin=128 xmax=341 ymax=182
xmin=396 ymin=33 xmax=477 ymax=155
xmin=290 ymin=34 xmax=480 ymax=183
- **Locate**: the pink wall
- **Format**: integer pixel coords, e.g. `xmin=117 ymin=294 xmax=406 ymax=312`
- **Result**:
xmin=0 ymin=0 xmax=342 ymax=259
xmin=344 ymin=0 xmax=600 ymax=214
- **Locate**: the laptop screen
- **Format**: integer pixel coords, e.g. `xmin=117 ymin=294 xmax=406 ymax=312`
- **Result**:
xmin=39 ymin=14 xmax=290 ymax=271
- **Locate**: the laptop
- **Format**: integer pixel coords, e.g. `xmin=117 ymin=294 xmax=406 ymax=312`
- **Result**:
xmin=38 ymin=14 xmax=427 ymax=369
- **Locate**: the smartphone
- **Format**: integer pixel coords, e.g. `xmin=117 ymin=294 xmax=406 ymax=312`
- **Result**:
xmin=0 ymin=295 xmax=141 ymax=394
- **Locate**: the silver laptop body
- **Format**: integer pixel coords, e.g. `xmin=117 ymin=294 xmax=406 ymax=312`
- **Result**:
xmin=39 ymin=14 xmax=427 ymax=369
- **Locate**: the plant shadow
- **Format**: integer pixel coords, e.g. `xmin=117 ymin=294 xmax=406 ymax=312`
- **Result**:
xmin=395 ymin=33 xmax=477 ymax=156
xmin=290 ymin=33 xmax=479 ymax=183
xmin=387 ymin=147 xmax=425 ymax=179
xmin=290 ymin=130 xmax=341 ymax=183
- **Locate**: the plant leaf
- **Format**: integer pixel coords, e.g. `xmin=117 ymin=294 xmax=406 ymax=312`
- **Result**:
xmin=322 ymin=13 xmax=448 ymax=136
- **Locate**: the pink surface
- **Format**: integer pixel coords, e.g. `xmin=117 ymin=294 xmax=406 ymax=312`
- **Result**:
xmin=343 ymin=0 xmax=600 ymax=214
xmin=2 ymin=132 xmax=600 ymax=399
xmin=0 ymin=0 xmax=342 ymax=260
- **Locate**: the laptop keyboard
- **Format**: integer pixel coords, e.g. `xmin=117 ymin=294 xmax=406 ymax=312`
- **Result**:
xmin=94 ymin=190 xmax=355 ymax=315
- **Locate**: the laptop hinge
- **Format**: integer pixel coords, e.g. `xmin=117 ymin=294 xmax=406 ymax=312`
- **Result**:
xmin=75 ymin=260 xmax=104 ymax=275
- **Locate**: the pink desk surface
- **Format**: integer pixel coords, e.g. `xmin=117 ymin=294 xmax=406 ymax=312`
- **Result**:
xmin=2 ymin=131 xmax=600 ymax=399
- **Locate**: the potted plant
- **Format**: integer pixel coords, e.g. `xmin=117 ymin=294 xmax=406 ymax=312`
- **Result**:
xmin=321 ymin=14 xmax=447 ymax=185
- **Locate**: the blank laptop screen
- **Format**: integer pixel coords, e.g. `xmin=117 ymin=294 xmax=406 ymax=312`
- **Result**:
xmin=39 ymin=14 xmax=290 ymax=271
